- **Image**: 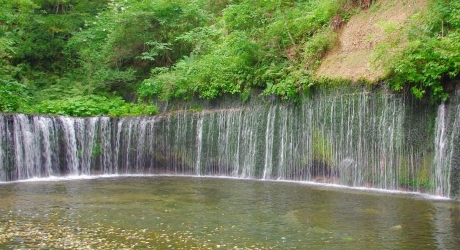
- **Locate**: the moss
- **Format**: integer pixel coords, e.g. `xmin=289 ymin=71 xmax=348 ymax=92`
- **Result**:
xmin=303 ymin=128 xmax=335 ymax=169
xmin=418 ymin=153 xmax=435 ymax=191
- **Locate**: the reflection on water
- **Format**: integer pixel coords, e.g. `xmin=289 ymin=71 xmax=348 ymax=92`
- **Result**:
xmin=1 ymin=176 xmax=460 ymax=249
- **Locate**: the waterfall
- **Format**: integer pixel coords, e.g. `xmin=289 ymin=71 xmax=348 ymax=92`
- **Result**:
xmin=0 ymin=115 xmax=4 ymax=181
xmin=432 ymin=100 xmax=460 ymax=198
xmin=433 ymin=104 xmax=449 ymax=196
xmin=195 ymin=113 xmax=203 ymax=176
xmin=263 ymin=106 xmax=275 ymax=179
xmin=1 ymin=91 xmax=459 ymax=198
xmin=58 ymin=117 xmax=80 ymax=175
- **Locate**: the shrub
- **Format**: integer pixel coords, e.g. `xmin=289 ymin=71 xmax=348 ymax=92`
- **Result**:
xmin=0 ymin=79 xmax=30 ymax=112
xmin=35 ymin=95 xmax=158 ymax=117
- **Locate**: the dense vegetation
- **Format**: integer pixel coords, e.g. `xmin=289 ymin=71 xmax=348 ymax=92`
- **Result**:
xmin=0 ymin=0 xmax=459 ymax=116
xmin=375 ymin=0 xmax=460 ymax=101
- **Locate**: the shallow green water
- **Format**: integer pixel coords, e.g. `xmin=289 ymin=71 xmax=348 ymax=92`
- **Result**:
xmin=1 ymin=176 xmax=460 ymax=249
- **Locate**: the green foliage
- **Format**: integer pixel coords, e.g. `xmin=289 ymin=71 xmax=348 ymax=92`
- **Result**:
xmin=391 ymin=33 xmax=459 ymax=101
xmin=0 ymin=0 xmax=376 ymax=110
xmin=139 ymin=0 xmax=346 ymax=101
xmin=65 ymin=0 xmax=211 ymax=97
xmin=0 ymin=1 xmax=36 ymax=113
xmin=139 ymin=31 xmax=259 ymax=100
xmin=2 ymin=0 xmax=458 ymax=113
xmin=35 ymin=95 xmax=158 ymax=117
xmin=375 ymin=0 xmax=460 ymax=102
xmin=0 ymin=79 xmax=30 ymax=112
xmin=263 ymin=67 xmax=314 ymax=101
xmin=304 ymin=28 xmax=338 ymax=72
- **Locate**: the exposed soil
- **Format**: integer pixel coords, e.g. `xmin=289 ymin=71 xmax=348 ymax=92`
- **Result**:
xmin=315 ymin=0 xmax=426 ymax=82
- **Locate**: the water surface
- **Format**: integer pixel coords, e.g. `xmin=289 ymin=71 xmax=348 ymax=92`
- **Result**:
xmin=1 ymin=176 xmax=459 ymax=249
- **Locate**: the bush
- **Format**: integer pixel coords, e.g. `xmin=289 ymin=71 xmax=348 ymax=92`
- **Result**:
xmin=0 ymin=79 xmax=30 ymax=112
xmin=35 ymin=95 xmax=158 ymax=117
xmin=139 ymin=0 xmax=345 ymax=101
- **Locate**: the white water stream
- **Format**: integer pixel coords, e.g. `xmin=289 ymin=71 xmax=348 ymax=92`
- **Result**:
xmin=1 ymin=92 xmax=459 ymax=198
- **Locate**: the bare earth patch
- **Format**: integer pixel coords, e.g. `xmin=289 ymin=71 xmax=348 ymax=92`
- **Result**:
xmin=315 ymin=0 xmax=426 ymax=82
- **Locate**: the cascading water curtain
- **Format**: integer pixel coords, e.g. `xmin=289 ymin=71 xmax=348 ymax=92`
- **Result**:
xmin=432 ymin=99 xmax=460 ymax=198
xmin=433 ymin=104 xmax=450 ymax=197
xmin=449 ymin=102 xmax=460 ymax=199
xmin=0 ymin=115 xmax=4 ymax=181
xmin=1 ymin=91 xmax=459 ymax=199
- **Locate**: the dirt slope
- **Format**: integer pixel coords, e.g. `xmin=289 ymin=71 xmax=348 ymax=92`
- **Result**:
xmin=315 ymin=0 xmax=426 ymax=82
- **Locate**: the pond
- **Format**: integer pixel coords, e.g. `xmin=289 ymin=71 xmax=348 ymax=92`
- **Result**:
xmin=1 ymin=176 xmax=460 ymax=249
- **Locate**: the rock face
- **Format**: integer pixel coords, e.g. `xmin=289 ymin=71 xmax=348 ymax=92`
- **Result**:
xmin=316 ymin=0 xmax=426 ymax=82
